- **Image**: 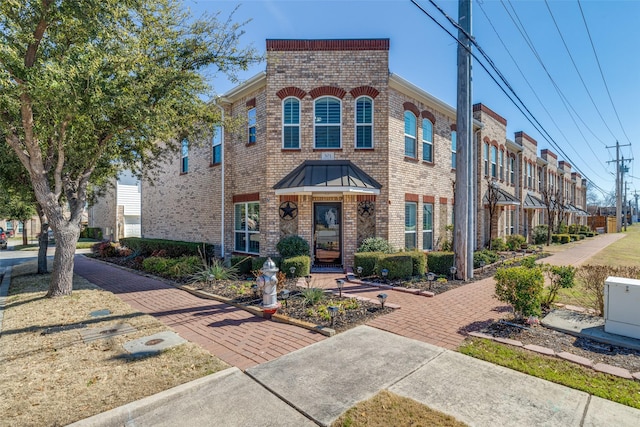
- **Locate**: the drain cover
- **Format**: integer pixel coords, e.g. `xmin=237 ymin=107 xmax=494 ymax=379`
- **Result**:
xmin=145 ymin=338 xmax=165 ymax=346
xmin=123 ymin=331 xmax=187 ymax=358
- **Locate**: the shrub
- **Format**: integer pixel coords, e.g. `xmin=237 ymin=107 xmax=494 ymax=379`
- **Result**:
xmin=532 ymin=225 xmax=548 ymax=245
xmin=251 ymin=257 xmax=282 ymax=272
xmin=490 ymin=237 xmax=507 ymax=251
xmin=376 ymin=254 xmax=413 ymax=280
xmin=407 ymin=250 xmax=427 ymax=276
xmin=142 ymin=256 xmax=169 ymax=274
xmin=231 ymin=256 xmax=253 ymax=275
xmin=301 ymin=288 xmax=325 ymax=306
xmin=281 ymin=256 xmax=311 ymax=277
xmin=120 ymin=237 xmax=215 ymax=258
xmin=569 ymin=234 xmax=580 ymax=242
xmin=557 ymin=223 xmax=568 ymax=234
xmin=190 ymin=259 xmax=239 ymax=283
xmin=354 ymin=252 xmax=382 ymax=277
xmin=427 ymin=251 xmax=454 ymax=276
xmin=356 ymin=237 xmax=395 ymax=254
xmin=519 ymin=255 xmax=538 ymax=269
xmin=276 ymin=235 xmax=310 ymax=258
xmin=474 ymin=249 xmax=499 ymax=268
xmin=494 ymin=266 xmax=544 ymax=318
xmin=542 ymin=264 xmax=576 ymax=307
xmin=505 ymin=234 xmax=526 ymax=251
xmin=81 ymin=227 xmax=103 ymax=240
xmin=578 ymin=265 xmax=640 ymax=315
xmin=92 ymin=241 xmax=118 ymax=258
xmin=166 ymin=256 xmax=201 ymax=278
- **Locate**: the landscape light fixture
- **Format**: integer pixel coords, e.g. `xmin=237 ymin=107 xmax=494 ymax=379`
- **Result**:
xmin=377 ymin=293 xmax=388 ymax=309
xmin=280 ymin=289 xmax=290 ymax=307
xmin=449 ymin=266 xmax=457 ymax=280
xmin=328 ymin=305 xmax=339 ymax=327
xmin=207 ymin=274 xmax=215 ymax=287
xmin=479 ymin=260 xmax=486 ymax=273
xmin=251 ymin=283 xmax=259 ymax=298
xmin=289 ymin=266 xmax=296 ymax=278
xmin=336 ymin=279 xmax=345 ymax=298
xmin=305 ymin=275 xmax=312 ymax=288
xmin=381 ymin=269 xmax=389 ymax=283
xmin=426 ymin=272 xmax=436 ymax=290
xmin=356 ymin=266 xmax=363 ymax=277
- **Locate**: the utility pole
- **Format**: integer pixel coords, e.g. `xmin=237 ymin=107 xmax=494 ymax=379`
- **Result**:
xmin=634 ymin=192 xmax=639 ymax=223
xmin=624 ymin=180 xmax=629 ymax=231
xmin=454 ymin=0 xmax=472 ymax=280
xmin=606 ymin=141 xmax=631 ymax=232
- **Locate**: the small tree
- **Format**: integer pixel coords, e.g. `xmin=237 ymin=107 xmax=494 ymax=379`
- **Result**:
xmin=485 ymin=178 xmax=500 ymax=249
xmin=494 ymin=266 xmax=544 ymax=318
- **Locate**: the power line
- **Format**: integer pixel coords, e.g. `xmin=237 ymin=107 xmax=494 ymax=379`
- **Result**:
xmin=577 ymin=0 xmax=633 ymax=145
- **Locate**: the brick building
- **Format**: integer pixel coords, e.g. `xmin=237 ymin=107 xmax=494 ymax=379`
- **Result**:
xmin=139 ymin=39 xmax=587 ymax=270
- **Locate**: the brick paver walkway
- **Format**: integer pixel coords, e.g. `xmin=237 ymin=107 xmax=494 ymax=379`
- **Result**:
xmin=74 ymin=256 xmax=324 ymax=370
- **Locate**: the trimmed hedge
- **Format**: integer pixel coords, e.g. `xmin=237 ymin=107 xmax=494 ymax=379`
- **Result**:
xmin=142 ymin=256 xmax=201 ymax=279
xmin=81 ymin=227 xmax=103 ymax=240
xmin=354 ymin=252 xmax=382 ymax=277
xmin=552 ymin=234 xmax=571 ymax=244
xmin=231 ymin=255 xmax=253 ymax=275
xmin=251 ymin=256 xmax=282 ymax=272
xmin=120 ymin=237 xmax=214 ymax=258
xmin=427 ymin=251 xmax=454 ymax=275
xmin=376 ymin=254 xmax=413 ymax=280
xmin=407 ymin=250 xmax=427 ymax=276
xmin=281 ymin=256 xmax=311 ymax=277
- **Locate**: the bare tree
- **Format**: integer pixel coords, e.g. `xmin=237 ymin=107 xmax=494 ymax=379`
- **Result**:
xmin=485 ymin=178 xmax=500 ymax=249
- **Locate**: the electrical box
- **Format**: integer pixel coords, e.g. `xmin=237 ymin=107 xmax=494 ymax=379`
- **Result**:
xmin=604 ymin=276 xmax=640 ymax=340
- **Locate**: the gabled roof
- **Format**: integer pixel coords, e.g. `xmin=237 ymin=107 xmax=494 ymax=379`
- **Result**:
xmin=273 ymin=160 xmax=381 ymax=195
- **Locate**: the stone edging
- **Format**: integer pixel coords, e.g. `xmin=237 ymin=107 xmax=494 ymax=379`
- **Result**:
xmin=468 ymin=331 xmax=640 ymax=381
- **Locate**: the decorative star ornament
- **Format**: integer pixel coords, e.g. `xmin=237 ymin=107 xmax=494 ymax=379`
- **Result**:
xmin=279 ymin=201 xmax=298 ymax=219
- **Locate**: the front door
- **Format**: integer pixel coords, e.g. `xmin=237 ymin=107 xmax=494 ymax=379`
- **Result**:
xmin=314 ymin=203 xmax=342 ymax=266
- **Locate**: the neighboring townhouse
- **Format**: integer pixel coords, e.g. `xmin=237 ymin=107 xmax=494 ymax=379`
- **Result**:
xmin=139 ymin=38 xmax=587 ymax=270
xmin=88 ymin=170 xmax=141 ymax=242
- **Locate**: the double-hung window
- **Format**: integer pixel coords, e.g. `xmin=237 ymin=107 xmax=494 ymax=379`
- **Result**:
xmin=315 ymin=97 xmax=341 ymax=148
xmin=405 ymin=202 xmax=417 ymax=249
xmin=212 ymin=126 xmax=222 ymax=165
xmin=528 ymin=163 xmax=533 ymax=188
xmin=181 ymin=138 xmax=189 ymax=173
xmin=490 ymin=146 xmax=497 ymax=178
xmin=451 ymin=131 xmax=457 ymax=169
xmin=423 ymin=203 xmax=433 ymax=250
xmin=404 ymin=111 xmax=417 ymax=158
xmin=247 ymin=108 xmax=256 ymax=144
xmin=355 ymin=96 xmax=373 ymax=148
xmin=422 ymin=119 xmax=433 ymax=162
xmin=483 ymin=143 xmax=489 ymax=176
xmin=499 ymin=150 xmax=504 ymax=181
xmin=510 ymin=157 xmax=515 ymax=185
xmin=283 ymin=98 xmax=300 ymax=149
xmin=234 ymin=202 xmax=260 ymax=254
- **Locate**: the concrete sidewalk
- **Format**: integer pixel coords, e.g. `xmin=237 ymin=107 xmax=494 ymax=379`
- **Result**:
xmin=71 ymin=326 xmax=640 ymax=427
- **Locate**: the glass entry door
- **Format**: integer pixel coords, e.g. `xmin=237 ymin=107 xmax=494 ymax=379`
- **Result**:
xmin=314 ymin=203 xmax=341 ymax=265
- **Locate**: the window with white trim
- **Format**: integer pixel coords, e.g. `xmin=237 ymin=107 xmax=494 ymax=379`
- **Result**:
xmin=499 ymin=150 xmax=504 ymax=181
xmin=234 ymin=202 xmax=260 ymax=254
xmin=422 ymin=119 xmax=433 ymax=162
xmin=491 ymin=146 xmax=497 ymax=178
xmin=451 ymin=131 xmax=457 ymax=169
xmin=355 ymin=96 xmax=373 ymax=148
xmin=181 ymin=138 xmax=189 ymax=173
xmin=423 ymin=203 xmax=433 ymax=250
xmin=528 ymin=163 xmax=533 ymax=188
xmin=212 ymin=126 xmax=222 ymax=165
xmin=483 ymin=143 xmax=489 ymax=176
xmin=247 ymin=108 xmax=256 ymax=144
xmin=404 ymin=111 xmax=417 ymax=158
xmin=314 ymin=97 xmax=341 ymax=148
xmin=405 ymin=202 xmax=417 ymax=249
xmin=510 ymin=157 xmax=515 ymax=185
xmin=283 ymin=98 xmax=300 ymax=149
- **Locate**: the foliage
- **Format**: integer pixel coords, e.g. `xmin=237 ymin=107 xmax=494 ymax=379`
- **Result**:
xmin=494 ymin=266 xmax=544 ymax=318
xmin=552 ymin=234 xmax=571 ymax=244
xmin=92 ymin=241 xmax=119 ymax=258
xmin=459 ymin=338 xmax=640 ymax=410
xmin=80 ymin=227 xmax=103 ymax=240
xmin=577 ymin=265 xmax=640 ymax=315
xmin=439 ymin=238 xmax=452 ymax=252
xmin=376 ymin=254 xmax=413 ymax=280
xmin=542 ymin=265 xmax=576 ymax=307
xmin=353 ymin=252 xmax=382 ymax=277
xmin=356 ymin=237 xmax=395 ymax=254
xmin=532 ymin=225 xmax=548 ymax=245
xmin=301 ymin=288 xmax=325 ymax=306
xmin=505 ymin=234 xmax=526 ymax=251
xmin=473 ymin=249 xmax=499 ymax=268
xmin=519 ymin=255 xmax=538 ymax=269
xmin=251 ymin=257 xmax=282 ymax=272
xmin=426 ymin=251 xmax=454 ymax=276
xmin=189 ymin=258 xmax=238 ymax=283
xmin=281 ymin=256 xmax=311 ymax=277
xmin=490 ymin=237 xmax=507 ymax=251
xmin=276 ymin=235 xmax=310 ymax=258
xmin=406 ymin=250 xmax=426 ymax=276
xmin=120 ymin=238 xmax=215 ymax=258
xmin=231 ymin=256 xmax=253 ymax=275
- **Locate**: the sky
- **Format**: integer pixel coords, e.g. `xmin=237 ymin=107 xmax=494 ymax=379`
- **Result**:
xmin=185 ymin=0 xmax=640 ymax=203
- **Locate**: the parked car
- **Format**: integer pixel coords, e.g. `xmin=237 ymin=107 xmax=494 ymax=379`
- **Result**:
xmin=0 ymin=228 xmax=7 ymax=250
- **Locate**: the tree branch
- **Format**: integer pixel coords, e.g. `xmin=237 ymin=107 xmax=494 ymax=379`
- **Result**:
xmin=24 ymin=0 xmax=53 ymax=68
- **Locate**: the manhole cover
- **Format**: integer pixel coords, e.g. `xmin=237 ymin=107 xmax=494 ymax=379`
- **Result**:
xmin=101 ymin=328 xmax=119 ymax=335
xmin=145 ymin=338 xmax=165 ymax=346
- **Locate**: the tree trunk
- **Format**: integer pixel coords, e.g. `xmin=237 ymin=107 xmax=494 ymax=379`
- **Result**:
xmin=36 ymin=204 xmax=48 ymax=274
xmin=22 ymin=221 xmax=28 ymax=246
xmin=46 ymin=223 xmax=80 ymax=297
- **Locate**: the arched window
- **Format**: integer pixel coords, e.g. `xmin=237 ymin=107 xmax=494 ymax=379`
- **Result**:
xmin=355 ymin=96 xmax=373 ymax=148
xmin=283 ymin=97 xmax=300 ymax=149
xmin=422 ymin=119 xmax=433 ymax=162
xmin=314 ymin=97 xmax=341 ymax=148
xmin=404 ymin=111 xmax=417 ymax=158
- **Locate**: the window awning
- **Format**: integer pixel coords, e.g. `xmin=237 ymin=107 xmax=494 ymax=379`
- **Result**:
xmin=523 ymin=193 xmax=546 ymax=209
xmin=568 ymin=204 xmax=589 ymax=217
xmin=483 ymin=187 xmax=520 ymax=206
xmin=273 ymin=160 xmax=382 ymax=195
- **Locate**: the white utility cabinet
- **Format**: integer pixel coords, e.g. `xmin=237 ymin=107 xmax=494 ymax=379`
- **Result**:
xmin=604 ymin=276 xmax=640 ymax=340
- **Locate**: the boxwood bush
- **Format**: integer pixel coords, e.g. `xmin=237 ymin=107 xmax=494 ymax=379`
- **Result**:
xmin=407 ymin=250 xmax=427 ymax=276
xmin=426 ymin=251 xmax=454 ymax=275
xmin=120 ymin=237 xmax=215 ymax=258
xmin=276 ymin=235 xmax=310 ymax=258
xmin=494 ymin=266 xmax=544 ymax=317
xmin=251 ymin=256 xmax=282 ymax=272
xmin=505 ymin=234 xmax=526 ymax=251
xmin=281 ymin=256 xmax=311 ymax=277
xmin=376 ymin=254 xmax=413 ymax=280
xmin=353 ymin=252 xmax=382 ymax=277
xmin=356 ymin=237 xmax=395 ymax=254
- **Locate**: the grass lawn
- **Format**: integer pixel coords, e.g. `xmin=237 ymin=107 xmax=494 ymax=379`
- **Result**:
xmin=459 ymin=338 xmax=640 ymax=409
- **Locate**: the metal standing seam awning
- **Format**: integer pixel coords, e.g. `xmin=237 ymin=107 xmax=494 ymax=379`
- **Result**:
xmin=523 ymin=192 xmax=547 ymax=209
xmin=568 ymin=204 xmax=589 ymax=217
xmin=483 ymin=187 xmax=520 ymax=206
xmin=273 ymin=160 xmax=382 ymax=195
